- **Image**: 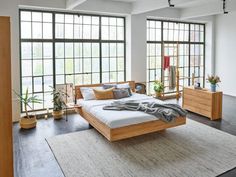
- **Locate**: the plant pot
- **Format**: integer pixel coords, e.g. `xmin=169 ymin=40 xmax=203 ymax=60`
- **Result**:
xmin=20 ymin=115 xmax=37 ymax=129
xmin=155 ymin=92 xmax=162 ymax=98
xmin=210 ymin=84 xmax=216 ymax=92
xmin=52 ymin=110 xmax=64 ymax=120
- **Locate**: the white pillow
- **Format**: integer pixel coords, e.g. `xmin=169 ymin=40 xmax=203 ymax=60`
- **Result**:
xmin=117 ymin=83 xmax=130 ymax=89
xmin=80 ymin=87 xmax=103 ymax=101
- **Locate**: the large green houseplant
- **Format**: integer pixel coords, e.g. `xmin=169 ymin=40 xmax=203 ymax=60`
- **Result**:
xmin=51 ymin=87 xmax=67 ymax=120
xmin=14 ymin=88 xmax=42 ymax=129
xmin=154 ymin=80 xmax=164 ymax=98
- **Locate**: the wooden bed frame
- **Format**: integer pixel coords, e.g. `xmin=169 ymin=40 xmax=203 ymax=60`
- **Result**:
xmin=75 ymin=81 xmax=186 ymax=141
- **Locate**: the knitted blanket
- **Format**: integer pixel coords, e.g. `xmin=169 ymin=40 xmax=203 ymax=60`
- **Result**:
xmin=103 ymin=100 xmax=187 ymax=122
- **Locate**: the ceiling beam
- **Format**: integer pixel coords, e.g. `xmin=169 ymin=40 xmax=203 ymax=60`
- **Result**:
xmin=66 ymin=0 xmax=87 ymax=10
xmin=131 ymin=0 xmax=199 ymax=14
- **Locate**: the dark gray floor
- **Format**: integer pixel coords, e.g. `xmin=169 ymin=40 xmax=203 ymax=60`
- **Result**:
xmin=13 ymin=95 xmax=236 ymax=177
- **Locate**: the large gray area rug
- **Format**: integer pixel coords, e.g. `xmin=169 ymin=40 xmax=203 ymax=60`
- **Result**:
xmin=47 ymin=119 xmax=236 ymax=177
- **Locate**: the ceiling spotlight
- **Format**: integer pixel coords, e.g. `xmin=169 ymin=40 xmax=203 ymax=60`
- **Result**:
xmin=168 ymin=0 xmax=175 ymax=7
xmin=223 ymin=0 xmax=229 ymax=14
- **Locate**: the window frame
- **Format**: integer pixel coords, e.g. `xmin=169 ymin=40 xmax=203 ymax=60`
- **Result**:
xmin=19 ymin=9 xmax=126 ymax=112
xmin=146 ymin=19 xmax=205 ymax=94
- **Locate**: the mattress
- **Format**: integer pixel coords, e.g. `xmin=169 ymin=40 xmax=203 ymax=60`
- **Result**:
xmin=77 ymin=93 xmax=165 ymax=129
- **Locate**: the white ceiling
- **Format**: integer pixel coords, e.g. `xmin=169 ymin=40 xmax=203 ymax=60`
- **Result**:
xmin=110 ymin=0 xmax=221 ymax=9
xmin=67 ymin=0 xmax=236 ymax=19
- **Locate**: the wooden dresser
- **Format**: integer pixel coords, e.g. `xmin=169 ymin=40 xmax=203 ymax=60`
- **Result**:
xmin=183 ymin=86 xmax=222 ymax=120
xmin=0 ymin=17 xmax=14 ymax=177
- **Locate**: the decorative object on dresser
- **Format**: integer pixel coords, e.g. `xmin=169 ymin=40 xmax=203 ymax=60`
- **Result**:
xmin=14 ymin=88 xmax=42 ymax=129
xmin=153 ymin=80 xmax=164 ymax=98
xmin=206 ymin=75 xmax=221 ymax=92
xmin=183 ymin=86 xmax=222 ymax=120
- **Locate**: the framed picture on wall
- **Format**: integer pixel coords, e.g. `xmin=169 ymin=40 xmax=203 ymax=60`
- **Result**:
xmin=55 ymin=83 xmax=74 ymax=104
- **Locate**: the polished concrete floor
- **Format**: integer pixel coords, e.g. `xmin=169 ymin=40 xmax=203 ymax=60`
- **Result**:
xmin=13 ymin=95 xmax=236 ymax=177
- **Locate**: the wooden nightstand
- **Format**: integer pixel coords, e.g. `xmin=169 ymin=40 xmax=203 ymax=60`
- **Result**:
xmin=183 ymin=86 xmax=222 ymax=120
xmin=65 ymin=103 xmax=83 ymax=120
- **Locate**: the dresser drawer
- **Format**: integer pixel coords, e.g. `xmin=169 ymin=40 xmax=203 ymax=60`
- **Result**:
xmin=183 ymin=105 xmax=212 ymax=118
xmin=183 ymin=93 xmax=212 ymax=106
xmin=183 ymin=98 xmax=212 ymax=112
xmin=184 ymin=88 xmax=212 ymax=99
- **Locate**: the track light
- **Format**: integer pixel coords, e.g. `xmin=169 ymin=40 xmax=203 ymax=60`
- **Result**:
xmin=168 ymin=0 xmax=175 ymax=7
xmin=223 ymin=0 xmax=229 ymax=14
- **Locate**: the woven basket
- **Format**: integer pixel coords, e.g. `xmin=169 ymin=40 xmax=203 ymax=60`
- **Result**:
xmin=52 ymin=110 xmax=64 ymax=120
xmin=20 ymin=116 xmax=37 ymax=129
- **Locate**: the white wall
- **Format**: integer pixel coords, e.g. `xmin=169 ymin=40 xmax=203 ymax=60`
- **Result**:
xmin=215 ymin=12 xmax=236 ymax=97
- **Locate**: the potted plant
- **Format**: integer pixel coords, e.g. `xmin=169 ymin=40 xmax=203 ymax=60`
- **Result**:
xmin=154 ymin=80 xmax=164 ymax=98
xmin=207 ymin=75 xmax=221 ymax=92
xmin=14 ymin=88 xmax=42 ymax=129
xmin=51 ymin=87 xmax=67 ymax=120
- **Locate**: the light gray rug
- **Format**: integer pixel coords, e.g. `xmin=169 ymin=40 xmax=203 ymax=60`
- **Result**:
xmin=47 ymin=119 xmax=236 ymax=177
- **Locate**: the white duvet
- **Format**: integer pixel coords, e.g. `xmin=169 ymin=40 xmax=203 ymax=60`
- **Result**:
xmin=77 ymin=93 xmax=165 ymax=128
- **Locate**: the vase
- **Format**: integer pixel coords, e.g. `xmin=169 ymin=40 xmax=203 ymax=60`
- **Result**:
xmin=210 ymin=84 xmax=216 ymax=92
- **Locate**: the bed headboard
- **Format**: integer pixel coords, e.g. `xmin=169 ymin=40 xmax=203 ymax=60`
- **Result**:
xmin=75 ymin=81 xmax=136 ymax=99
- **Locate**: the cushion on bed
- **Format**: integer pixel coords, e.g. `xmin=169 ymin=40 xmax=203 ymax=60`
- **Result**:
xmin=80 ymin=87 xmax=103 ymax=100
xmin=102 ymin=84 xmax=117 ymax=89
xmin=113 ymin=89 xmax=130 ymax=99
xmin=93 ymin=87 xmax=115 ymax=100
xmin=117 ymin=83 xmax=132 ymax=96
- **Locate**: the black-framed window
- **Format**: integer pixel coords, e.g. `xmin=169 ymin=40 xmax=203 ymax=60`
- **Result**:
xmin=20 ymin=10 xmax=126 ymax=111
xmin=147 ymin=19 xmax=205 ymax=94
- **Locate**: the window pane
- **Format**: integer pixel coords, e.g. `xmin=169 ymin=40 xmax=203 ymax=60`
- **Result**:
xmin=21 ymin=22 xmax=31 ymax=38
xmin=32 ymin=22 xmax=42 ymax=39
xmin=21 ymin=11 xmax=31 ymax=21
xmin=43 ymin=23 xmax=52 ymax=39
xmin=33 ymin=43 xmax=42 ymax=59
xmin=56 ymin=24 xmax=64 ymax=38
xmin=33 ymin=60 xmax=43 ymax=76
xmin=21 ymin=42 xmax=32 ymax=59
xmin=22 ymin=60 xmax=32 ymax=76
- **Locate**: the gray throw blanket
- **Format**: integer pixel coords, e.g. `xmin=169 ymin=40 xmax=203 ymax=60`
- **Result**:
xmin=103 ymin=100 xmax=187 ymax=122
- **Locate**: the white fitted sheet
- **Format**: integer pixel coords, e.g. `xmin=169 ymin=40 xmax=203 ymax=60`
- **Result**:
xmin=78 ymin=93 xmax=165 ymax=128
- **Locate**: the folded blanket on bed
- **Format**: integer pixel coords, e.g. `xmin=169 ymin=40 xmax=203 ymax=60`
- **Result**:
xmin=103 ymin=100 xmax=187 ymax=122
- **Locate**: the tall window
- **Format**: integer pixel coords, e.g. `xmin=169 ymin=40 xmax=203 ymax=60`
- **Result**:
xmin=20 ymin=10 xmax=125 ymax=111
xmin=147 ymin=20 xmax=205 ymax=94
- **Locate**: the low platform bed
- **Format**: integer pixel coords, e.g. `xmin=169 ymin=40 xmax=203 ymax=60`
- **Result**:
xmin=75 ymin=81 xmax=186 ymax=141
